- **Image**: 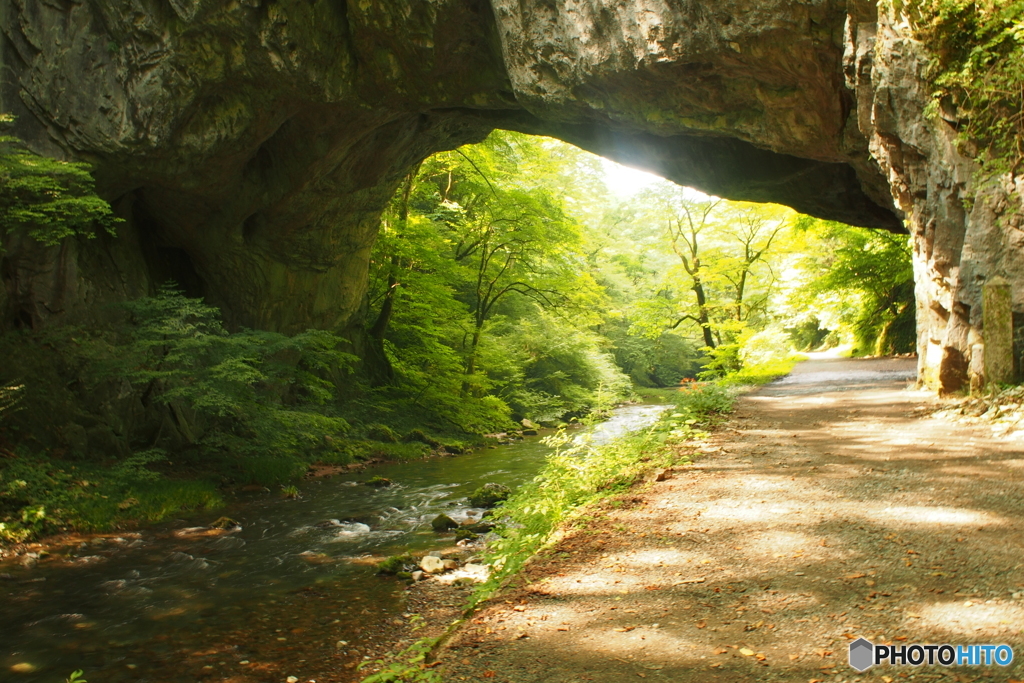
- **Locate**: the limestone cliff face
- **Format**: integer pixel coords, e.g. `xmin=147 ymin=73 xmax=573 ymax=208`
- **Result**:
xmin=847 ymin=4 xmax=1024 ymax=390
xmin=0 ymin=0 xmax=1019 ymax=389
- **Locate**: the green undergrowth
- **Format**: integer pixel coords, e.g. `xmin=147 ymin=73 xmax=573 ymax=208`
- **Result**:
xmin=898 ymin=0 xmax=1024 ymax=180
xmin=716 ymin=355 xmax=803 ymax=386
xmin=467 ymin=381 xmax=734 ymax=610
xmin=0 ymin=450 xmax=222 ymax=543
xmin=0 ymin=287 xmax=496 ymax=545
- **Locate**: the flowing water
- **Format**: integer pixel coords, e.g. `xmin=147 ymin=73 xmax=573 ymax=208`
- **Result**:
xmin=1 ymin=403 xmax=668 ymax=682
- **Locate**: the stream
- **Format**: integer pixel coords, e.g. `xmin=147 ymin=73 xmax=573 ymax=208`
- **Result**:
xmin=1 ymin=403 xmax=668 ymax=682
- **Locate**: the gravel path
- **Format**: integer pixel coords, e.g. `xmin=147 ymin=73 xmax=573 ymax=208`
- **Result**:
xmin=437 ymin=357 xmax=1024 ymax=683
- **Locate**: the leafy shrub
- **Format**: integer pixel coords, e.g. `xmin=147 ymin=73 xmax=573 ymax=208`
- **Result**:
xmin=0 ymin=452 xmax=221 ymax=541
xmin=403 ymin=429 xmax=440 ymax=447
xmin=366 ymin=424 xmax=400 ymax=443
xmin=676 ymin=381 xmax=735 ymax=415
xmin=236 ymin=455 xmax=305 ymax=487
xmin=0 ymin=116 xmax=121 ymax=250
xmin=358 ymin=637 xmax=441 ymax=683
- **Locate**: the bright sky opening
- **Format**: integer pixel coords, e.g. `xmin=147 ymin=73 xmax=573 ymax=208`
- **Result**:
xmin=601 ymin=157 xmax=710 ymax=200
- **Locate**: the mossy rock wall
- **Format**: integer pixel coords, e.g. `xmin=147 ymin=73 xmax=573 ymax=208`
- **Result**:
xmin=1 ymin=0 xmax=1020 ymax=390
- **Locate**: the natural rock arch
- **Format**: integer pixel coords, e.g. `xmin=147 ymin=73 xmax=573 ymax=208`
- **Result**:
xmin=1 ymin=0 xmax=1018 ymax=390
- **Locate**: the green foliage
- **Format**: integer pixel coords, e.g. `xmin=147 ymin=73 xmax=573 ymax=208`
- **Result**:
xmin=479 ymin=312 xmax=631 ymax=421
xmin=365 ymin=131 xmax=626 ymax=428
xmin=0 ymin=116 xmax=120 ymax=250
xmin=358 ymin=638 xmax=441 ymax=683
xmin=403 ymin=429 xmax=441 ymax=447
xmin=907 ymin=0 xmax=1024 ymax=177
xmin=0 ymin=451 xmax=221 ymax=542
xmin=119 ymin=284 xmax=358 ymax=416
xmin=66 ymin=670 xmax=87 ymax=683
xmin=698 ymin=343 xmax=743 ymax=379
xmin=606 ymin=329 xmax=700 ymax=388
xmin=367 ymin=424 xmax=400 ymax=443
xmin=798 ymin=223 xmax=915 ymax=356
xmin=115 ymin=284 xmax=359 ymax=474
xmin=673 ymin=381 xmax=736 ymax=414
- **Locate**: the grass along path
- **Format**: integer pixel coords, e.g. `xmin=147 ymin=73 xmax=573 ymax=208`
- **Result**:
xmin=435 ymin=356 xmax=1024 ymax=683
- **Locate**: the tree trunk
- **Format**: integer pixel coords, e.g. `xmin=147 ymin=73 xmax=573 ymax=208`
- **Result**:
xmin=364 ymin=167 xmax=418 ymax=386
xmin=462 ymin=327 xmax=482 ymax=395
xmin=692 ymin=278 xmax=716 ymax=349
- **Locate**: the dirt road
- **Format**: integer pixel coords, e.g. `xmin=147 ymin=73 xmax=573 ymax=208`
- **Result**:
xmin=438 ymin=357 xmax=1024 ymax=682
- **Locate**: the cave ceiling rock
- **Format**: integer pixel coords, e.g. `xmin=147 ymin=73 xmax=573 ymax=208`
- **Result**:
xmin=3 ymin=0 xmax=1018 ymax=391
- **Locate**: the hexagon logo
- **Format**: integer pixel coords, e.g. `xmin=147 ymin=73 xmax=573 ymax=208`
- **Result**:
xmin=849 ymin=637 xmax=875 ymax=672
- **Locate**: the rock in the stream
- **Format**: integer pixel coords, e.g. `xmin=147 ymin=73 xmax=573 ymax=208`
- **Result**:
xmin=420 ymin=555 xmax=445 ymax=574
xmin=442 ymin=559 xmax=459 ymax=571
xmin=411 ymin=570 xmax=425 ymax=581
xmin=468 ymin=483 xmax=512 ymax=508
xmin=431 ymin=514 xmax=459 ymax=532
xmin=521 ymin=418 xmax=539 ymax=430
xmin=466 ymin=520 xmax=497 ymax=534
xmin=210 ymin=516 xmax=241 ymax=529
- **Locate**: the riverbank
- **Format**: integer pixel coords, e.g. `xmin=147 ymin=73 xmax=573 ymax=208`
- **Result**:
xmin=352 ymin=381 xmax=738 ymax=682
xmin=1 ymin=399 xmax=681 ymax=682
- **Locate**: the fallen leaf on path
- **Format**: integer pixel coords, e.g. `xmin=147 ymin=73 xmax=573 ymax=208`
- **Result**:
xmin=614 ymin=626 xmax=636 ymax=632
xmin=713 ymin=648 xmax=728 ymax=655
xmin=788 ymin=654 xmax=800 ymax=661
xmin=483 ymin=672 xmax=495 ymax=678
xmin=695 ymin=620 xmax=707 ymax=629
xmin=739 ymin=648 xmax=755 ymax=656
xmin=845 ymin=572 xmax=867 ymax=579
xmin=672 ymin=577 xmax=706 ymax=585
xmin=709 ymin=663 xmax=722 ymax=668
